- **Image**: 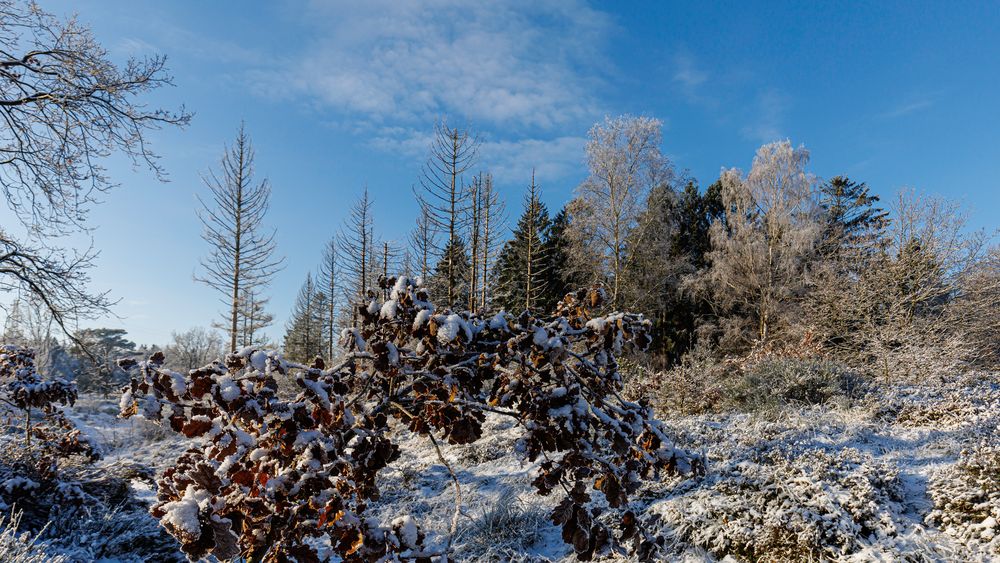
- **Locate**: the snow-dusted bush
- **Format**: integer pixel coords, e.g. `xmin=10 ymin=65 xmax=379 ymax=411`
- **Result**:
xmin=119 ymin=279 xmax=699 ymax=561
xmin=723 ymin=357 xmax=862 ymax=412
xmin=871 ymin=372 xmax=1000 ymax=429
xmin=0 ymin=346 xmax=97 ymax=460
xmin=926 ymin=441 xmax=1000 ymax=554
xmin=653 ymin=353 xmax=862 ymax=416
xmin=654 ymin=446 xmax=904 ymax=561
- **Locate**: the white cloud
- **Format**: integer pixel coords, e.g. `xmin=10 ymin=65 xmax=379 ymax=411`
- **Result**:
xmin=673 ymin=52 xmax=708 ymax=99
xmin=741 ymin=88 xmax=788 ymax=143
xmin=367 ymin=125 xmax=585 ymax=186
xmin=266 ymin=0 xmax=610 ymax=130
xmin=881 ymin=99 xmax=933 ymax=119
xmin=481 ymin=135 xmax=587 ymax=185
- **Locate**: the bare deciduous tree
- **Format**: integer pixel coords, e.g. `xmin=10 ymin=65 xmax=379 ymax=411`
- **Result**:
xmin=164 ymin=327 xmax=224 ymax=372
xmin=0 ymin=2 xmax=188 ymax=340
xmin=196 ymin=123 xmax=283 ymax=353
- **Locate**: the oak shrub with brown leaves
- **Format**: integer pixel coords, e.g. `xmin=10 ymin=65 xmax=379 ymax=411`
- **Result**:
xmin=118 ymin=277 xmax=700 ymax=562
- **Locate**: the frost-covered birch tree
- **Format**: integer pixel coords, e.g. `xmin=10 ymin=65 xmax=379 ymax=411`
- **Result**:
xmin=567 ymin=115 xmax=674 ymax=308
xmin=699 ymin=141 xmax=820 ymax=347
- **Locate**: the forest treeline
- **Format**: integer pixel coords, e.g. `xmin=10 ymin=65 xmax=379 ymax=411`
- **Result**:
xmin=275 ymin=115 xmax=999 ymax=381
xmin=6 ymin=114 xmax=998 ymax=390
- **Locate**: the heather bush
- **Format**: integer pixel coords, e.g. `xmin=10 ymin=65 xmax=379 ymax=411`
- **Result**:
xmin=926 ymin=441 xmax=1000 ymax=554
xmin=654 ymin=446 xmax=904 ymax=561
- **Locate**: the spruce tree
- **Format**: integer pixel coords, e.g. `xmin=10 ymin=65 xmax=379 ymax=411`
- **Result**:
xmin=283 ymin=274 xmax=324 ymax=363
xmin=818 ymin=176 xmax=889 ymax=262
xmin=493 ymin=177 xmax=551 ymax=313
xmin=429 ymin=237 xmax=471 ymax=310
xmin=538 ymin=207 xmax=581 ymax=312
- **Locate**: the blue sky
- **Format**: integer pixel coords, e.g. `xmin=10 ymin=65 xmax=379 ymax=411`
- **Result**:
xmin=18 ymin=0 xmax=999 ymax=345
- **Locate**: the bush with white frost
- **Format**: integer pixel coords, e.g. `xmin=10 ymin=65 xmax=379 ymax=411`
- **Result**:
xmin=926 ymin=441 xmax=1000 ymax=554
xmin=654 ymin=446 xmax=904 ymax=561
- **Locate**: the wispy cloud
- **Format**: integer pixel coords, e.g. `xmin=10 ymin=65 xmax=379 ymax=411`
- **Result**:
xmin=673 ymin=52 xmax=708 ymax=100
xmin=881 ymin=98 xmax=933 ymax=119
xmin=741 ymin=88 xmax=788 ymax=143
xmin=368 ymin=126 xmax=585 ymax=185
xmin=262 ymin=0 xmax=611 ymax=131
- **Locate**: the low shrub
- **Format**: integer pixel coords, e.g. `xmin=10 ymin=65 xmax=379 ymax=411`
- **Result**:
xmin=926 ymin=441 xmax=1000 ymax=554
xmin=654 ymin=446 xmax=904 ymax=561
xmin=654 ymin=353 xmax=864 ymax=415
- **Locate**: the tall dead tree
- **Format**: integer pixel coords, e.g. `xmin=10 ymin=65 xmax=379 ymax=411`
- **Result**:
xmin=196 ymin=123 xmax=283 ymax=353
xmin=478 ymin=173 xmax=506 ymax=311
xmin=467 ymin=176 xmax=483 ymax=312
xmin=409 ymin=203 xmax=438 ymax=281
xmin=318 ymin=236 xmax=340 ymax=361
xmin=341 ymin=188 xmax=375 ymax=302
xmin=415 ymin=119 xmax=479 ymax=306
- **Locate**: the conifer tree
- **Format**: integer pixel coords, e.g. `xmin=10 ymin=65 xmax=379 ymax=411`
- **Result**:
xmin=283 ymin=274 xmax=324 ymax=363
xmin=430 ymin=238 xmax=471 ymax=309
xmin=538 ymin=207 xmax=582 ymax=312
xmin=817 ymin=176 xmax=889 ymax=263
xmin=494 ymin=174 xmax=551 ymax=313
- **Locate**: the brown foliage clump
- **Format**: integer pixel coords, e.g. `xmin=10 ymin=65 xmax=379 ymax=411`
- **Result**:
xmin=119 ymin=279 xmax=700 ymax=561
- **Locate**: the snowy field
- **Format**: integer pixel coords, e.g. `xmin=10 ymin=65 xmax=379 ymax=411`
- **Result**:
xmin=11 ymin=369 xmax=994 ymax=562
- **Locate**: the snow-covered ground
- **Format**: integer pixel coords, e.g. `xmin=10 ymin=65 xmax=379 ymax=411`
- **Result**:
xmin=27 ymin=370 xmax=999 ymax=561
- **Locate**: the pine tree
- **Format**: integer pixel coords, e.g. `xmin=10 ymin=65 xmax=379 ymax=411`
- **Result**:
xmin=493 ymin=175 xmax=551 ymax=313
xmin=817 ymin=176 xmax=889 ymax=262
xmin=430 ymin=237 xmax=471 ymax=310
xmin=283 ymin=274 xmax=324 ymax=363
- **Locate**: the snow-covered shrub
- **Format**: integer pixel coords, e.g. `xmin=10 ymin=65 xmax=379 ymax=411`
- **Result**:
xmin=871 ymin=372 xmax=1000 ymax=429
xmin=654 ymin=353 xmax=862 ymax=416
xmin=119 ymin=279 xmax=699 ymax=561
xmin=0 ymin=346 xmax=97 ymax=460
xmin=722 ymin=357 xmax=862 ymax=412
xmin=926 ymin=441 xmax=1000 ymax=554
xmin=654 ymin=446 xmax=904 ymax=561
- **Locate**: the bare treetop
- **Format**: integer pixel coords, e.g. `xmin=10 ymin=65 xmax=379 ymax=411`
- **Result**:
xmin=0 ymin=1 xmax=191 ymax=235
